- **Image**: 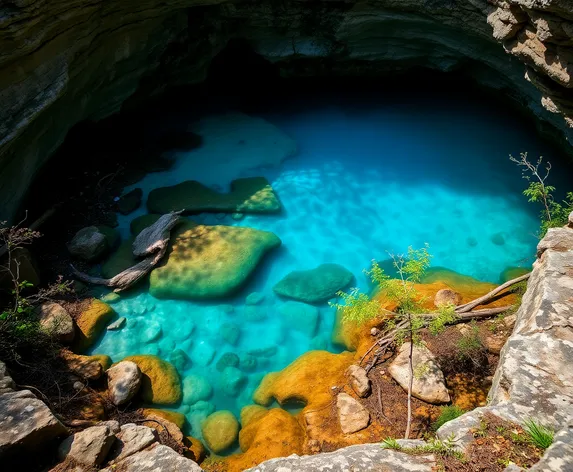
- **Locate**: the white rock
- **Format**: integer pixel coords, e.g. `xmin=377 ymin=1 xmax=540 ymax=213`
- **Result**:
xmin=101 ymin=443 xmax=203 ymax=472
xmin=107 ymin=361 xmax=142 ymax=406
xmin=36 ymin=302 xmax=75 ymax=343
xmin=388 ymin=343 xmax=450 ymax=404
xmin=336 ymin=392 xmax=370 ymax=434
xmin=108 ymin=423 xmax=156 ymax=462
xmin=107 ymin=317 xmax=126 ymax=330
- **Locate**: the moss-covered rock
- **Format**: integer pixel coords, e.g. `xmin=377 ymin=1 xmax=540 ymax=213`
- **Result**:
xmin=240 ymin=405 xmax=267 ymax=428
xmin=273 ymin=263 xmax=354 ymax=303
xmin=149 ymin=221 xmax=281 ymax=300
xmin=141 ymin=408 xmax=186 ymax=429
xmin=201 ymin=410 xmax=240 ymax=453
xmin=123 ymin=355 xmax=182 ymax=405
xmin=74 ymin=299 xmax=115 ymax=352
xmin=147 ymin=177 xmax=281 ymax=215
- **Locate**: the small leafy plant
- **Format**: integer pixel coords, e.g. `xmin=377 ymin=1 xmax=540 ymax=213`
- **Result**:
xmin=510 ymin=152 xmax=573 ymax=237
xmin=523 ymin=419 xmax=554 ymax=449
xmin=432 ymin=405 xmax=465 ymax=431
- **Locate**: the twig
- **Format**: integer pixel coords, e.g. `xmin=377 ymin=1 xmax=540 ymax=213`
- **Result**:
xmin=455 ymin=273 xmax=530 ymax=313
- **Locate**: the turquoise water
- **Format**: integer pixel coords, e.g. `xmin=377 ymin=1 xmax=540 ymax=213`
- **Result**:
xmin=91 ymin=89 xmax=566 ymax=449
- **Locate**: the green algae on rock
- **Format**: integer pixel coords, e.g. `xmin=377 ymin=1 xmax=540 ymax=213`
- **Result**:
xmin=123 ymin=355 xmax=182 ymax=405
xmin=149 ymin=221 xmax=281 ymax=300
xmin=147 ymin=177 xmax=281 ymax=215
xmin=201 ymin=410 xmax=240 ymax=453
xmin=273 ymin=263 xmax=354 ymax=303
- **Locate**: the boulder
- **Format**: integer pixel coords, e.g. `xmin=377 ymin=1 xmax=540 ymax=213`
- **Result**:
xmin=36 ymin=302 xmax=75 ymax=343
xmin=182 ymin=374 xmax=213 ymax=406
xmin=140 ymin=408 xmax=186 ymax=432
xmin=336 ymin=392 xmax=370 ymax=434
xmin=117 ymin=188 xmax=143 ymax=215
xmin=60 ymin=350 xmax=105 ymax=380
xmin=221 ymin=366 xmax=246 ymax=396
xmin=169 ymin=349 xmax=191 ymax=372
xmin=246 ymin=292 xmax=265 ymax=305
xmin=346 ymin=365 xmax=371 ymax=398
xmin=67 ymin=226 xmax=109 ymax=261
xmin=388 ymin=343 xmax=450 ymax=404
xmin=221 ymin=323 xmax=240 ymax=346
xmin=273 ymin=263 xmax=354 ymax=303
xmin=202 ymin=410 xmax=240 ymax=453
xmin=149 ymin=221 xmax=280 ymax=299
xmin=108 ymin=423 xmax=156 ymax=462
xmin=433 ymin=288 xmax=462 ymax=307
xmin=101 ymin=444 xmax=203 ymax=472
xmin=147 ymin=177 xmax=281 ymax=215
xmin=277 ymin=301 xmax=319 ymax=336
xmin=123 ymin=355 xmax=181 ymax=405
xmin=107 ymin=361 xmax=142 ymax=406
xmin=107 ymin=316 xmax=126 ymax=330
xmin=216 ymin=353 xmax=240 ymax=372
xmin=74 ymin=299 xmax=115 ymax=352
xmin=58 ymin=423 xmax=117 ymax=466
xmin=0 ymin=389 xmax=67 ymax=456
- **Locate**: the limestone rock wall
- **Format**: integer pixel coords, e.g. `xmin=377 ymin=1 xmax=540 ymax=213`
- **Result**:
xmin=2 ymin=0 xmax=573 ymax=220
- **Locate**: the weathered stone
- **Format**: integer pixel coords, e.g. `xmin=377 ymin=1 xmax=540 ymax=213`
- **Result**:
xmin=123 ymin=355 xmax=181 ymax=405
xmin=346 ymin=365 xmax=371 ymax=398
xmin=108 ymin=423 xmax=156 ymax=462
xmin=336 ymin=392 xmax=370 ymax=434
xmin=36 ymin=302 xmax=75 ymax=343
xmin=117 ymin=188 xmax=143 ymax=215
xmin=107 ymin=316 xmax=126 ymax=330
xmin=58 ymin=423 xmax=117 ymax=466
xmin=67 ymin=226 xmax=109 ymax=261
xmin=529 ymin=424 xmax=573 ymax=472
xmin=107 ymin=361 xmax=142 ymax=406
xmin=101 ymin=443 xmax=203 ymax=472
xmin=202 ymin=410 xmax=239 ymax=453
xmin=483 ymin=333 xmax=506 ymax=354
xmin=60 ymin=350 xmax=105 ymax=381
xmin=536 ymin=227 xmax=573 ymax=257
xmin=182 ymin=374 xmax=213 ymax=406
xmin=245 ymin=443 xmax=435 ymax=471
xmin=434 ymin=288 xmax=462 ymax=307
xmin=74 ymin=299 xmax=116 ymax=352
xmin=273 ymin=263 xmax=354 ymax=303
xmin=0 ymin=389 xmax=67 ymax=456
xmin=148 ymin=177 xmax=281 ymax=215
xmin=0 ymin=361 xmax=15 ymax=393
xmin=388 ymin=343 xmax=450 ymax=404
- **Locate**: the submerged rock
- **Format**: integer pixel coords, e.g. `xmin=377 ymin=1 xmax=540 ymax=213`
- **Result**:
xmin=202 ymin=410 xmax=239 ymax=453
xmin=273 ymin=263 xmax=354 ymax=303
xmin=216 ymin=353 xmax=240 ymax=372
xmin=388 ymin=342 xmax=450 ymax=404
xmin=107 ymin=361 xmax=142 ymax=406
xmin=246 ymin=291 xmax=265 ymax=305
xmin=221 ymin=322 xmax=240 ymax=346
xmin=123 ymin=355 xmax=181 ymax=405
xmin=149 ymin=221 xmax=281 ymax=300
xmin=221 ymin=366 xmax=246 ymax=396
xmin=182 ymin=374 xmax=213 ymax=406
xmin=67 ymin=226 xmax=109 ymax=261
xmin=117 ymin=188 xmax=142 ymax=215
xmin=277 ymin=301 xmax=319 ymax=336
xmin=190 ymin=340 xmax=216 ymax=366
xmin=169 ymin=349 xmax=190 ymax=372
xmin=336 ymin=392 xmax=370 ymax=434
xmin=107 ymin=316 xmax=126 ymax=330
xmin=499 ymin=266 xmax=530 ymax=283
xmin=36 ymin=302 xmax=75 ymax=343
xmin=147 ymin=177 xmax=281 ymax=215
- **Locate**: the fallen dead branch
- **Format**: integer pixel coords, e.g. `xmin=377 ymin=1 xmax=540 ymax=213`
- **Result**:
xmin=71 ymin=211 xmax=182 ymax=292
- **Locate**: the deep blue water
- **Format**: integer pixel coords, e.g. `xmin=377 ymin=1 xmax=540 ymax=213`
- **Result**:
xmin=91 ymin=86 xmax=569 ymax=450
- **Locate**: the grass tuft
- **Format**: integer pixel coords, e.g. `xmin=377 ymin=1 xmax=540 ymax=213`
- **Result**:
xmin=523 ymin=419 xmax=554 ymax=449
xmin=432 ymin=405 xmax=465 ymax=431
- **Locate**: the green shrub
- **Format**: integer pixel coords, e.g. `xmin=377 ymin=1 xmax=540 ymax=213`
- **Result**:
xmin=433 ymin=405 xmax=465 ymax=431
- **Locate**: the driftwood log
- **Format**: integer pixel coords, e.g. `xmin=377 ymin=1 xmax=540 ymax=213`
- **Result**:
xmin=360 ymin=272 xmax=531 ymax=373
xmin=71 ymin=211 xmax=182 ymax=292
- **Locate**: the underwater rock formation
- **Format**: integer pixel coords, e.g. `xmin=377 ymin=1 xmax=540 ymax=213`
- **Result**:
xmin=147 ymin=177 xmax=281 ymax=215
xmin=3 ymin=0 xmax=573 ymax=221
xmin=273 ymin=263 xmax=354 ymax=304
xmin=201 ymin=410 xmax=239 ymax=453
xmin=149 ymin=221 xmax=281 ymax=299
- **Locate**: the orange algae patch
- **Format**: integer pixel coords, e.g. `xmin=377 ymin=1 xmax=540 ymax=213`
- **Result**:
xmin=123 ymin=355 xmax=182 ymax=405
xmin=253 ymin=350 xmax=355 ymax=409
xmin=204 ymin=408 xmax=305 ymax=472
xmin=141 ymin=408 xmax=186 ymax=429
xmin=448 ymin=374 xmax=489 ymax=411
xmin=74 ymin=299 xmax=115 ymax=352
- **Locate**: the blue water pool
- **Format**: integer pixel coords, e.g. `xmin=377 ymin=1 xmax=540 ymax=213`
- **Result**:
xmin=91 ymin=87 xmax=568 ymax=448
